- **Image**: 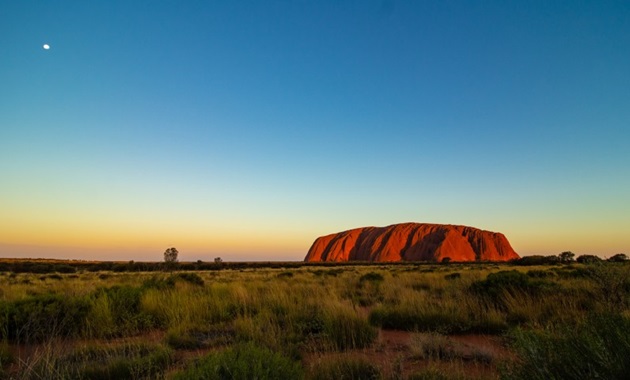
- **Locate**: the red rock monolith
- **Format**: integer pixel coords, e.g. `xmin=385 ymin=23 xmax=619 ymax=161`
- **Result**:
xmin=304 ymin=223 xmax=519 ymax=262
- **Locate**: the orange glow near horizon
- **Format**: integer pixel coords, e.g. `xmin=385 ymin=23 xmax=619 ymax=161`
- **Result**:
xmin=2 ymin=199 xmax=628 ymax=261
xmin=0 ymin=217 xmax=313 ymax=261
xmin=2 ymin=218 xmax=629 ymax=262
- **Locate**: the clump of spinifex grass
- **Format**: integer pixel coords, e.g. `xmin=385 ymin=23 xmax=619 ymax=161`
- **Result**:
xmin=308 ymin=356 xmax=381 ymax=380
xmin=165 ymin=323 xmax=235 ymax=350
xmin=172 ymin=342 xmax=303 ymax=380
xmin=410 ymin=332 xmax=496 ymax=364
xmin=368 ymin=292 xmax=508 ymax=334
xmin=86 ymin=285 xmax=156 ymax=338
xmin=0 ymin=293 xmax=91 ymax=343
xmin=321 ymin=304 xmax=377 ymax=351
xmin=470 ymin=270 xmax=556 ymax=307
xmin=502 ymin=313 xmax=630 ymax=380
xmin=230 ymin=282 xmax=376 ymax=357
xmin=17 ymin=342 xmax=172 ymax=380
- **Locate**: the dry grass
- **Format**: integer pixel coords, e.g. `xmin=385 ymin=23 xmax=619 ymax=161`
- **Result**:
xmin=0 ymin=262 xmax=628 ymax=379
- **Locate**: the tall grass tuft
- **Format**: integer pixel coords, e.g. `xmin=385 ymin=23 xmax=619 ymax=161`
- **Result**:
xmin=86 ymin=285 xmax=154 ymax=337
xmin=503 ymin=313 xmax=630 ymax=380
xmin=322 ymin=305 xmax=377 ymax=350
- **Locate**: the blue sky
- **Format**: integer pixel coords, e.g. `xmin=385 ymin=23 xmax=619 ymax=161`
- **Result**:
xmin=1 ymin=1 xmax=629 ymax=261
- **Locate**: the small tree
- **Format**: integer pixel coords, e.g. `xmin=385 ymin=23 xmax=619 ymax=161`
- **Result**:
xmin=558 ymin=251 xmax=575 ymax=263
xmin=576 ymin=255 xmax=602 ymax=264
xmin=608 ymin=253 xmax=628 ymax=262
xmin=164 ymin=247 xmax=179 ymax=264
xmin=214 ymin=257 xmax=223 ymax=264
xmin=513 ymin=255 xmax=560 ymax=266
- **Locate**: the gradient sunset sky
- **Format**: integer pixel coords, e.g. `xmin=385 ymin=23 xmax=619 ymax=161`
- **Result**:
xmin=2 ymin=1 xmax=629 ymax=261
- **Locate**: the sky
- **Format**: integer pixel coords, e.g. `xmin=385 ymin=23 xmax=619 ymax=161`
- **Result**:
xmin=1 ymin=0 xmax=629 ymax=261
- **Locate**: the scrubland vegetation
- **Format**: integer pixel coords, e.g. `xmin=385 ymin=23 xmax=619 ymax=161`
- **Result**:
xmin=0 ymin=259 xmax=628 ymax=379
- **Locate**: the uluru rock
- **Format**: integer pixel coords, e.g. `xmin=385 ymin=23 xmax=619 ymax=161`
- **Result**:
xmin=305 ymin=223 xmax=519 ymax=262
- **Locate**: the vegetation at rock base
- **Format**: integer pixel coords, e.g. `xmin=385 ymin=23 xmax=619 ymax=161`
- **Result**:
xmin=0 ymin=259 xmax=628 ymax=379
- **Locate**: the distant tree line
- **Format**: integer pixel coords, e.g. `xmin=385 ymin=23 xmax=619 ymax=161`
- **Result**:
xmin=0 ymin=260 xmax=440 ymax=274
xmin=0 ymin=251 xmax=626 ymax=274
xmin=512 ymin=252 xmax=628 ymax=266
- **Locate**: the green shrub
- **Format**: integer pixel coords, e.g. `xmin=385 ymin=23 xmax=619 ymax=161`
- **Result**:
xmin=165 ymin=329 xmax=206 ymax=350
xmin=503 ymin=313 xmax=630 ymax=380
xmin=310 ymin=357 xmax=381 ymax=380
xmin=607 ymin=253 xmax=628 ymax=262
xmin=526 ymin=270 xmax=554 ymax=278
xmin=102 ymin=286 xmax=143 ymax=321
xmin=0 ymin=294 xmax=90 ymax=342
xmin=89 ymin=285 xmax=154 ymax=336
xmin=471 ymin=270 xmax=553 ymax=307
xmin=585 ymin=264 xmax=630 ymax=312
xmin=29 ymin=264 xmax=53 ymax=274
xmin=310 ymin=269 xmax=325 ymax=277
xmin=277 ymin=271 xmax=294 ymax=279
xmin=513 ymin=256 xmax=560 ymax=266
xmin=411 ymin=282 xmax=431 ymax=291
xmin=359 ymin=272 xmax=384 ymax=283
xmin=576 ymin=255 xmax=602 ymax=264
xmin=444 ymin=272 xmax=461 ymax=281
xmin=368 ymin=306 xmax=507 ymax=335
xmin=553 ymin=267 xmax=591 ymax=279
xmin=369 ymin=307 xmax=455 ymax=332
xmin=295 ymin=310 xmax=326 ymax=337
xmin=329 ymin=269 xmax=345 ymax=276
xmin=349 ymin=273 xmax=385 ymax=307
xmin=54 ymin=264 xmax=77 ymax=273
xmin=171 ymin=272 xmax=205 ymax=286
xmin=312 ymin=269 xmax=344 ymax=277
xmin=472 ymin=270 xmax=528 ymax=293
xmin=342 ymin=272 xmax=384 ymax=307
xmin=172 ymin=342 xmax=303 ymax=380
xmin=142 ymin=276 xmax=176 ymax=290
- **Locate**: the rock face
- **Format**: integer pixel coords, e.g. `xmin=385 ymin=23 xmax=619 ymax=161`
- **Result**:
xmin=305 ymin=223 xmax=519 ymax=262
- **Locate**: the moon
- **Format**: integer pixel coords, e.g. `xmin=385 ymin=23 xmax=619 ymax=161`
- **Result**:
xmin=43 ymin=44 xmax=50 ymax=50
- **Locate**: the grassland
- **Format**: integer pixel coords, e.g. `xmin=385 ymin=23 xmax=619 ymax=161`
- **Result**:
xmin=0 ymin=260 xmax=628 ymax=379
